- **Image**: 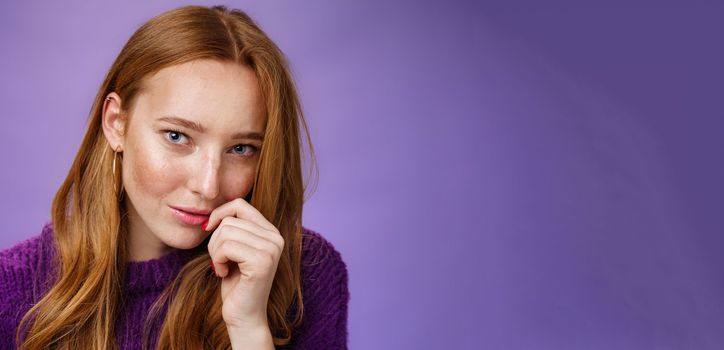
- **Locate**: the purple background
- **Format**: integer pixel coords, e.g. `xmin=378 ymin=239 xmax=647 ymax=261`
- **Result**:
xmin=1 ymin=1 xmax=722 ymax=349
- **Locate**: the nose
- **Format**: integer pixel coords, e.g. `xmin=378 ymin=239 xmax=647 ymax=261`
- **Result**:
xmin=188 ymin=151 xmax=221 ymax=200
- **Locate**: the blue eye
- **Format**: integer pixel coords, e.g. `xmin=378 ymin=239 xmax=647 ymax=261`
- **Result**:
xmin=232 ymin=144 xmax=257 ymax=156
xmin=161 ymin=129 xmax=257 ymax=156
xmin=164 ymin=130 xmax=188 ymax=144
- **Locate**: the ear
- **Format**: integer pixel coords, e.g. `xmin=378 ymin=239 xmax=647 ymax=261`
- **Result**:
xmin=101 ymin=92 xmax=127 ymax=151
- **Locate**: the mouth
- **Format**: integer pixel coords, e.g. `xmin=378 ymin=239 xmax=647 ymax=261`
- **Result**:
xmin=169 ymin=206 xmax=210 ymax=226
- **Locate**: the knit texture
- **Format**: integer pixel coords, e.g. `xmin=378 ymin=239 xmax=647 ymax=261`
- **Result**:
xmin=0 ymin=222 xmax=349 ymax=349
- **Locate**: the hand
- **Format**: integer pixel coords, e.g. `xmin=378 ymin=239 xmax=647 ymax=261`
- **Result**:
xmin=203 ymin=198 xmax=285 ymax=333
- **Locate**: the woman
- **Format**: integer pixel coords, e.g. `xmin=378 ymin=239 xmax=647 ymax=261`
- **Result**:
xmin=0 ymin=5 xmax=348 ymax=349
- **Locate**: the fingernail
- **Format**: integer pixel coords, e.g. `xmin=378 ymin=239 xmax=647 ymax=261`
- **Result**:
xmin=201 ymin=219 xmax=209 ymax=231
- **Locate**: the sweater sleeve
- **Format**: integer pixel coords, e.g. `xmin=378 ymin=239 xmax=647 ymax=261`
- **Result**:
xmin=0 ymin=222 xmax=56 ymax=349
xmin=279 ymin=228 xmax=350 ymax=350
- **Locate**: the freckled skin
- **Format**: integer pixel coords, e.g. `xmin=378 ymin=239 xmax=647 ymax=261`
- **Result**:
xmin=118 ymin=59 xmax=266 ymax=261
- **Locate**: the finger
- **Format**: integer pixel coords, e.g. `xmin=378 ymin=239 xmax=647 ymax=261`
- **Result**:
xmin=208 ymin=220 xmax=281 ymax=264
xmin=208 ymin=216 xmax=283 ymax=252
xmin=204 ymin=198 xmax=275 ymax=233
xmin=209 ymin=239 xmax=277 ymax=279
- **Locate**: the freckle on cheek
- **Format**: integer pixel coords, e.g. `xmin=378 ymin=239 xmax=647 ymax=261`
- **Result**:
xmin=131 ymin=148 xmax=176 ymax=197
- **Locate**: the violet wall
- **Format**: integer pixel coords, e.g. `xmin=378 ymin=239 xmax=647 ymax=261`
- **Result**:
xmin=1 ymin=1 xmax=721 ymax=348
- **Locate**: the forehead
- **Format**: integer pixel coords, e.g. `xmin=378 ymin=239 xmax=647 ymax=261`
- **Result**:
xmin=132 ymin=59 xmax=266 ymax=132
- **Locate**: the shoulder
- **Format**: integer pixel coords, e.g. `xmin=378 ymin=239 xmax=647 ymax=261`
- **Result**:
xmin=0 ymin=222 xmax=52 ymax=281
xmin=0 ymin=222 xmax=53 ymax=260
xmin=287 ymin=227 xmax=349 ymax=348
xmin=299 ymin=227 xmax=348 ymax=287
xmin=0 ymin=221 xmax=56 ymax=344
xmin=0 ymin=221 xmax=57 ymax=306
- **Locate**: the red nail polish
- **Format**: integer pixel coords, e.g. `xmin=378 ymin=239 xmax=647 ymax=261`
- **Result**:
xmin=201 ymin=220 xmax=209 ymax=231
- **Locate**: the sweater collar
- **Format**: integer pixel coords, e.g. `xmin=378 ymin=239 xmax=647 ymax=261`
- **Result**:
xmin=124 ymin=248 xmax=195 ymax=295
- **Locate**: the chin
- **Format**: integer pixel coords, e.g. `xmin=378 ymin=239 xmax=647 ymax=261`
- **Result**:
xmin=170 ymin=237 xmax=206 ymax=251
xmin=160 ymin=228 xmax=206 ymax=251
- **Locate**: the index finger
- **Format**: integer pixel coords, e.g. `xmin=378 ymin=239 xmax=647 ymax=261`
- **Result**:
xmin=203 ymin=197 xmax=275 ymax=232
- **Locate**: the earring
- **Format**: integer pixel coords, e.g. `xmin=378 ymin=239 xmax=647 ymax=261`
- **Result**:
xmin=112 ymin=145 xmax=125 ymax=202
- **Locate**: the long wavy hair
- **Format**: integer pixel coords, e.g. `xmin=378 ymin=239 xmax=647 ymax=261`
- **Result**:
xmin=16 ymin=5 xmax=318 ymax=349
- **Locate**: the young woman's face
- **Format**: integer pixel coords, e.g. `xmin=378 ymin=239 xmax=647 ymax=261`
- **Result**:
xmin=108 ymin=59 xmax=266 ymax=259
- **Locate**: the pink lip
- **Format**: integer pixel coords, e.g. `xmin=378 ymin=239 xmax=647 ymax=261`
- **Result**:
xmin=171 ymin=205 xmax=212 ymax=215
xmin=170 ymin=207 xmax=210 ymax=226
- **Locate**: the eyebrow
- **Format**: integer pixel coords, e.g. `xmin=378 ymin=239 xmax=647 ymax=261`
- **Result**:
xmin=156 ymin=116 xmax=265 ymax=141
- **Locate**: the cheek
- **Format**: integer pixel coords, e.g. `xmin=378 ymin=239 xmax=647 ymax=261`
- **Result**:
xmin=123 ymin=141 xmax=182 ymax=201
xmin=220 ymin=166 xmax=256 ymax=201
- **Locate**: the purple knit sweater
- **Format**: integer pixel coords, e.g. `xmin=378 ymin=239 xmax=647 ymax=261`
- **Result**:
xmin=0 ymin=222 xmax=349 ymax=349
